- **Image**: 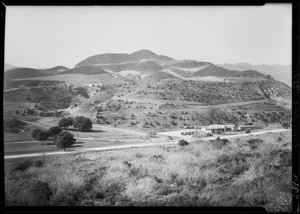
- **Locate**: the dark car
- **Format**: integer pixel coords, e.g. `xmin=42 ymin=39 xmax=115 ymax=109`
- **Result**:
xmin=245 ymin=130 xmax=251 ymax=133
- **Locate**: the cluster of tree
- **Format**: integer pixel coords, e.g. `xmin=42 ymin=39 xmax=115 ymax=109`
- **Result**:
xmin=58 ymin=116 xmax=92 ymax=132
xmin=31 ymin=126 xmax=76 ymax=151
xmin=30 ymin=116 xmax=92 ymax=151
xmin=4 ymin=117 xmax=26 ymax=133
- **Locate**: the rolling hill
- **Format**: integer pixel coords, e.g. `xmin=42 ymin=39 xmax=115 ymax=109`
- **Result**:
xmin=60 ymin=65 xmax=108 ymax=75
xmin=4 ymin=49 xmax=291 ymax=120
xmin=218 ymin=63 xmax=291 ymax=87
xmin=75 ymin=50 xmax=271 ymax=82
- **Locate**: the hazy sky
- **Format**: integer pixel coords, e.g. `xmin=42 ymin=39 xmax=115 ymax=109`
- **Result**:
xmin=5 ymin=4 xmax=291 ymax=69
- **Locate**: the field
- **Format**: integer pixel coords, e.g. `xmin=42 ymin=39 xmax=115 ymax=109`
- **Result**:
xmin=4 ymin=123 xmax=46 ymax=142
xmin=4 ymin=131 xmax=292 ymax=211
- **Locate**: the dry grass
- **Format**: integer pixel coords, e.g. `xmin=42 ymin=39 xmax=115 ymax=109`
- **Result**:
xmin=5 ymin=131 xmax=292 ymax=211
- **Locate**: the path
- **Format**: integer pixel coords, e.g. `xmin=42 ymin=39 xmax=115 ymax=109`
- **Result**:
xmin=4 ymin=128 xmax=290 ymax=159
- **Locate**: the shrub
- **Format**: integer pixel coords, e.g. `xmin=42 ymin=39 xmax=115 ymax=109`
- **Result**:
xmin=34 ymin=160 xmax=44 ymax=168
xmin=281 ymin=122 xmax=290 ymax=129
xmin=30 ymin=180 xmax=52 ymax=203
xmin=73 ymin=116 xmax=92 ymax=132
xmin=12 ymin=160 xmax=33 ymax=172
xmin=178 ymin=139 xmax=189 ymax=146
xmin=211 ymin=138 xmax=229 ymax=149
xmin=31 ymin=128 xmax=43 ymax=139
xmin=55 ymin=131 xmax=76 ymax=151
xmin=247 ymin=139 xmax=263 ymax=150
xmin=47 ymin=126 xmax=62 ymax=137
xmin=4 ymin=117 xmax=25 ymax=133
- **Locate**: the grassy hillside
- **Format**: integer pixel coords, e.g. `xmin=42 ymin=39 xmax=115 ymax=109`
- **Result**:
xmin=133 ymin=79 xmax=265 ymax=104
xmin=5 ymin=131 xmax=291 ymax=211
xmin=3 ymin=86 xmax=75 ymax=111
xmin=60 ymin=65 xmax=109 ymax=75
xmin=4 ymin=68 xmax=53 ymax=80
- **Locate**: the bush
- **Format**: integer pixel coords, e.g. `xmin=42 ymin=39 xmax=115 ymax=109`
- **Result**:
xmin=247 ymin=139 xmax=263 ymax=150
xmin=73 ymin=116 xmax=92 ymax=132
xmin=281 ymin=122 xmax=290 ymax=129
xmin=47 ymin=126 xmax=62 ymax=137
xmin=30 ymin=180 xmax=52 ymax=203
xmin=12 ymin=160 xmax=33 ymax=172
xmin=211 ymin=138 xmax=229 ymax=149
xmin=178 ymin=139 xmax=189 ymax=146
xmin=55 ymin=131 xmax=76 ymax=151
xmin=4 ymin=117 xmax=25 ymax=133
xmin=31 ymin=128 xmax=43 ymax=139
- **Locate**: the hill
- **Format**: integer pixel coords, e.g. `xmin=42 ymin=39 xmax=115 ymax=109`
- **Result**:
xmin=76 ymin=49 xmax=174 ymax=68
xmin=42 ymin=66 xmax=69 ymax=74
xmin=60 ymin=65 xmax=109 ymax=75
xmin=218 ymin=63 xmax=291 ymax=87
xmin=75 ymin=50 xmax=268 ymax=81
xmin=4 ymin=63 xmax=17 ymax=71
xmin=4 ymin=68 xmax=54 ymax=80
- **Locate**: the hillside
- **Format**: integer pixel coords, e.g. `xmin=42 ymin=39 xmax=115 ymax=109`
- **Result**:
xmin=4 ymin=68 xmax=54 ymax=80
xmin=60 ymin=65 xmax=109 ymax=75
xmin=4 ymin=49 xmax=291 ymax=129
xmin=75 ymin=50 xmax=269 ymax=81
xmin=4 ymin=63 xmax=17 ymax=71
xmin=218 ymin=63 xmax=291 ymax=87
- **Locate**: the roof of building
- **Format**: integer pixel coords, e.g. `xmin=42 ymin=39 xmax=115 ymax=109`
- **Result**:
xmin=206 ymin=124 xmax=236 ymax=129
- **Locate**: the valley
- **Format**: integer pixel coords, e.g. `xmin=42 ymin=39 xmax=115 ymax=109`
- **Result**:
xmin=3 ymin=50 xmax=292 ymax=210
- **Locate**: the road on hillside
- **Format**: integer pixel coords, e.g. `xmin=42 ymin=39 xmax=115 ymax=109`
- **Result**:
xmin=4 ymin=128 xmax=291 ymax=159
xmin=114 ymin=92 xmax=269 ymax=108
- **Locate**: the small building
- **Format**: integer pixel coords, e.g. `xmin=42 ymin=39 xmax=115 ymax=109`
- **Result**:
xmin=206 ymin=124 xmax=237 ymax=134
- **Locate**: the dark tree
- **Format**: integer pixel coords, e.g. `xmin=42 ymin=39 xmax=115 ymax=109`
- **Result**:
xmin=47 ymin=126 xmax=62 ymax=137
xmin=54 ymin=131 xmax=76 ymax=151
xmin=73 ymin=116 xmax=92 ymax=132
xmin=178 ymin=139 xmax=189 ymax=146
xmin=58 ymin=117 xmax=74 ymax=128
xmin=35 ymin=131 xmax=50 ymax=141
xmin=31 ymin=128 xmax=43 ymax=139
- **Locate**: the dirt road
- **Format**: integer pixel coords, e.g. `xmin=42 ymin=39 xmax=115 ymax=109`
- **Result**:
xmin=4 ymin=128 xmax=290 ymax=159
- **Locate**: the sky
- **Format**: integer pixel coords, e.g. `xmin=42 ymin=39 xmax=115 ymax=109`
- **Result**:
xmin=5 ymin=4 xmax=292 ymax=69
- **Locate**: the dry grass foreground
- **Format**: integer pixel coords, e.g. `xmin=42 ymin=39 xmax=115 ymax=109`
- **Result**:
xmin=5 ymin=131 xmax=292 ymax=212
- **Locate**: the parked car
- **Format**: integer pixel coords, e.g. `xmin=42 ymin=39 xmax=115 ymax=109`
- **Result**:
xmin=245 ymin=130 xmax=251 ymax=133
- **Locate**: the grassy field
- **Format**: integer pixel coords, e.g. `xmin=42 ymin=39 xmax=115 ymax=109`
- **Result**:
xmin=4 ymin=123 xmax=46 ymax=142
xmin=4 ymin=131 xmax=291 ymax=211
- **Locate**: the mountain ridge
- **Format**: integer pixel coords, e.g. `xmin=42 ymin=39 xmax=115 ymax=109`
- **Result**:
xmin=217 ymin=63 xmax=291 ymax=86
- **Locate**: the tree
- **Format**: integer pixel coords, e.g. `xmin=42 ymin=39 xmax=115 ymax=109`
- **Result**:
xmin=73 ymin=116 xmax=92 ymax=132
xmin=58 ymin=117 xmax=74 ymax=128
xmin=178 ymin=139 xmax=189 ymax=146
xmin=31 ymin=128 xmax=43 ymax=139
xmin=47 ymin=126 xmax=62 ymax=138
xmin=54 ymin=131 xmax=76 ymax=151
xmin=35 ymin=131 xmax=50 ymax=142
